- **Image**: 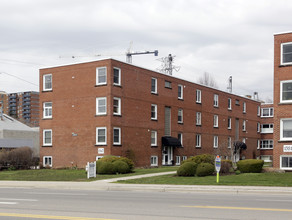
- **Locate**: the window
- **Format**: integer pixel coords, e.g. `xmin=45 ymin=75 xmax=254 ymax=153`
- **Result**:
xmin=243 ymin=102 xmax=246 ymax=113
xmin=178 ymin=84 xmax=183 ymax=99
xmin=96 ymin=127 xmax=107 ymax=145
xmin=257 ymin=123 xmax=260 ymax=133
xmin=214 ymin=94 xmax=219 ymax=107
xmin=113 ymin=67 xmax=121 ymax=86
xmin=196 ymin=134 xmax=201 ymax=148
xmin=43 ymin=74 xmax=52 ymax=91
xmin=281 ymin=42 xmax=292 ymax=65
xmin=165 ymin=81 xmax=172 ymax=89
xmin=228 ymin=137 xmax=232 ymax=148
xmin=261 ymin=108 xmax=273 ymax=117
xmin=150 ymin=156 xmax=158 ymax=166
xmin=235 ymin=99 xmax=240 ymax=105
xmin=228 ymin=117 xmax=231 ymax=129
xmin=176 ymin=156 xmax=181 ymax=165
xmin=280 ymin=80 xmax=292 ymax=103
xmin=280 ymin=119 xmax=292 ymax=140
xmin=260 ymin=140 xmax=273 ymax=149
xmin=196 ymin=89 xmax=201 ymax=103
xmin=242 ymin=120 xmax=246 ymax=131
xmin=113 ymin=97 xmax=121 ymax=115
xmin=96 ymin=156 xmax=104 ymax=160
xmin=43 ymin=102 xmax=52 ymax=119
xmin=96 ymin=67 xmax=107 ymax=85
xmin=257 ymin=106 xmax=260 ymax=116
xmin=213 ymin=136 xmax=218 ymax=148
xmin=151 ymin=104 xmax=157 ymax=120
xmin=43 ymin=129 xmax=52 ymax=146
xmin=280 ymin=156 xmax=292 ymax=170
xmin=96 ymin=97 xmax=107 ymax=115
xmin=151 ymin=78 xmax=157 ymax=94
xmin=182 ymin=156 xmax=187 ymax=161
xmin=257 ymin=140 xmax=260 ymax=149
xmin=43 ymin=156 xmax=52 ymax=167
xmin=228 ymin=98 xmax=232 ymax=110
xmin=214 ymin=115 xmax=218 ymax=128
xmin=113 ymin=127 xmax=121 ymax=145
xmin=178 ymin=133 xmax=183 ymax=145
xmin=261 ymin=155 xmax=272 ymax=163
xmin=261 ymin=123 xmax=274 ymax=133
xmin=151 ymin=130 xmax=157 ymax=146
xmin=178 ymin=109 xmax=183 ymax=123
xmin=196 ymin=112 xmax=201 ymax=125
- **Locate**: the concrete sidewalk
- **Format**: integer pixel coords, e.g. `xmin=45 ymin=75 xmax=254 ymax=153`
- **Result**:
xmin=0 ymin=171 xmax=292 ymax=194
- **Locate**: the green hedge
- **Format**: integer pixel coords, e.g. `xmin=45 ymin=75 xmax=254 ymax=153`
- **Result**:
xmin=96 ymin=156 xmax=134 ymax=174
xmin=237 ymin=159 xmax=264 ymax=173
xmin=177 ymin=162 xmax=198 ymax=176
xmin=196 ymin=163 xmax=214 ymax=177
xmin=182 ymin=154 xmax=215 ymax=165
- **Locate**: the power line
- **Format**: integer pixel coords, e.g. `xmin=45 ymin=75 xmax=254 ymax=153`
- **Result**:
xmin=0 ymin=71 xmax=38 ymax=87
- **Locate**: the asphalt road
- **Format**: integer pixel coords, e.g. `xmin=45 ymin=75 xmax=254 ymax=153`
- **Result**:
xmin=0 ymin=187 xmax=292 ymax=220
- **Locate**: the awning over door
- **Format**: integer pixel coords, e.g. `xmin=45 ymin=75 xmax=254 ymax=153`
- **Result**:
xmin=162 ymin=136 xmax=182 ymax=148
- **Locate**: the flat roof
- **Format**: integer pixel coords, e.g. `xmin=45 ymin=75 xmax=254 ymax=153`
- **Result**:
xmin=274 ymin=31 xmax=292 ymax=36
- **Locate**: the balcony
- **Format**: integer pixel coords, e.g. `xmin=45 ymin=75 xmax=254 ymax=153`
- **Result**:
xmin=261 ymin=128 xmax=274 ymax=134
xmin=23 ymin=110 xmax=31 ymax=114
xmin=23 ymin=93 xmax=31 ymax=98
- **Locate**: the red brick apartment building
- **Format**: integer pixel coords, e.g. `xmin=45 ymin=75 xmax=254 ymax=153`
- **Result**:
xmin=39 ymin=59 xmax=262 ymax=168
xmin=273 ymin=32 xmax=292 ymax=170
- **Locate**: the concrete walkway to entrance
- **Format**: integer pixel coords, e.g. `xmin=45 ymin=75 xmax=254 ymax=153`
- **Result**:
xmin=1 ymin=171 xmax=292 ymax=194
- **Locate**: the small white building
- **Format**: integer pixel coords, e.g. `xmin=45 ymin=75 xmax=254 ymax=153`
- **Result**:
xmin=0 ymin=114 xmax=39 ymax=156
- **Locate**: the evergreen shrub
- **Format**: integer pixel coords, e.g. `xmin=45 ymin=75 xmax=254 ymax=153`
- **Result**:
xmin=237 ymin=159 xmax=264 ymax=173
xmin=177 ymin=162 xmax=197 ymax=176
xmin=196 ymin=163 xmax=214 ymax=177
xmin=113 ymin=160 xmax=130 ymax=174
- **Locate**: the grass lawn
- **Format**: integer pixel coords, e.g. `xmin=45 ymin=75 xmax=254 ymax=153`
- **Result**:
xmin=117 ymin=172 xmax=292 ymax=187
xmin=0 ymin=166 xmax=178 ymax=182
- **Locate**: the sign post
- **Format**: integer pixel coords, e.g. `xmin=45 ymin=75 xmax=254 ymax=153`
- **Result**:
xmin=215 ymin=155 xmax=221 ymax=183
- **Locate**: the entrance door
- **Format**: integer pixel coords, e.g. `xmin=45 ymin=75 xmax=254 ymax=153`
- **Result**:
xmin=162 ymin=146 xmax=173 ymax=165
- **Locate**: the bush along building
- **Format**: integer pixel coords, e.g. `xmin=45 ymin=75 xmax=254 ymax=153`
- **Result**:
xmin=39 ymin=59 xmax=262 ymax=168
xmin=273 ymin=32 xmax=292 ymax=170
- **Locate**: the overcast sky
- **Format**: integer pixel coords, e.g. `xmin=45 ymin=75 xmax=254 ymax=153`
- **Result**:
xmin=1 ymin=0 xmax=291 ymax=102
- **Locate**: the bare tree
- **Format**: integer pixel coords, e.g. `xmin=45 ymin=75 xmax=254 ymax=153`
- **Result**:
xmin=198 ymin=72 xmax=218 ymax=88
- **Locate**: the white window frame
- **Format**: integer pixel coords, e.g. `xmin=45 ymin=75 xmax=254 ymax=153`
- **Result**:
xmin=96 ymin=127 xmax=107 ymax=145
xmin=280 ymin=155 xmax=292 ymax=170
xmin=260 ymin=139 xmax=273 ymax=149
xmin=243 ymin=102 xmax=246 ymax=113
xmin=213 ymin=135 xmax=218 ymax=148
xmin=280 ymin=118 xmax=292 ymax=141
xmin=113 ymin=67 xmax=121 ymax=86
xmin=43 ymin=102 xmax=52 ymax=119
xmin=151 ymin=77 xmax=157 ymax=94
xmin=281 ymin=42 xmax=292 ymax=65
xmin=228 ymin=117 xmax=231 ymax=130
xmin=151 ymin=130 xmax=157 ymax=146
xmin=182 ymin=156 xmax=187 ymax=161
xmin=43 ymin=74 xmax=52 ymax=91
xmin=242 ymin=120 xmax=246 ymax=131
xmin=257 ymin=122 xmax=260 ymax=133
xmin=280 ymin=80 xmax=292 ymax=103
xmin=176 ymin=156 xmax=181 ymax=165
xmin=113 ymin=97 xmax=121 ymax=115
xmin=178 ymin=109 xmax=183 ymax=124
xmin=214 ymin=94 xmax=219 ymax=107
xmin=228 ymin=98 xmax=232 ymax=110
xmin=150 ymin=156 xmax=158 ymax=166
xmin=257 ymin=106 xmax=260 ymax=116
xmin=43 ymin=129 xmax=52 ymax=146
xmin=261 ymin=123 xmax=274 ymax=133
xmin=196 ymin=89 xmax=201 ymax=103
xmin=196 ymin=134 xmax=201 ymax=148
xmin=178 ymin=133 xmax=183 ymax=145
xmin=96 ymin=67 xmax=107 ymax=85
xmin=43 ymin=156 xmax=52 ymax=167
xmin=261 ymin=108 xmax=274 ymax=117
xmin=96 ymin=97 xmax=107 ymax=115
xmin=257 ymin=140 xmax=260 ymax=149
xmin=151 ymin=104 xmax=157 ymax=120
xmin=260 ymin=155 xmax=272 ymax=163
xmin=165 ymin=80 xmax=172 ymax=88
xmin=214 ymin=115 xmax=218 ymax=128
xmin=113 ymin=127 xmax=121 ymax=145
xmin=178 ymin=84 xmax=183 ymax=99
xmin=196 ymin=112 xmax=201 ymax=125
xmin=228 ymin=137 xmax=232 ymax=149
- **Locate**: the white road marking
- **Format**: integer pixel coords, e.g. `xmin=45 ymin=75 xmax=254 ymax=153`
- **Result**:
xmin=26 ymin=192 xmax=87 ymax=196
xmin=0 ymin=198 xmax=37 ymax=202
xmin=0 ymin=202 xmax=18 ymax=205
xmin=256 ymin=199 xmax=292 ymax=202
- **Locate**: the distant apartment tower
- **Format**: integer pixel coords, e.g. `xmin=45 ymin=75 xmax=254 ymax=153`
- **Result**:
xmin=273 ymin=32 xmax=292 ymax=170
xmin=0 ymin=91 xmax=8 ymax=115
xmin=39 ymin=59 xmax=261 ymax=168
xmin=8 ymin=91 xmax=39 ymax=127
